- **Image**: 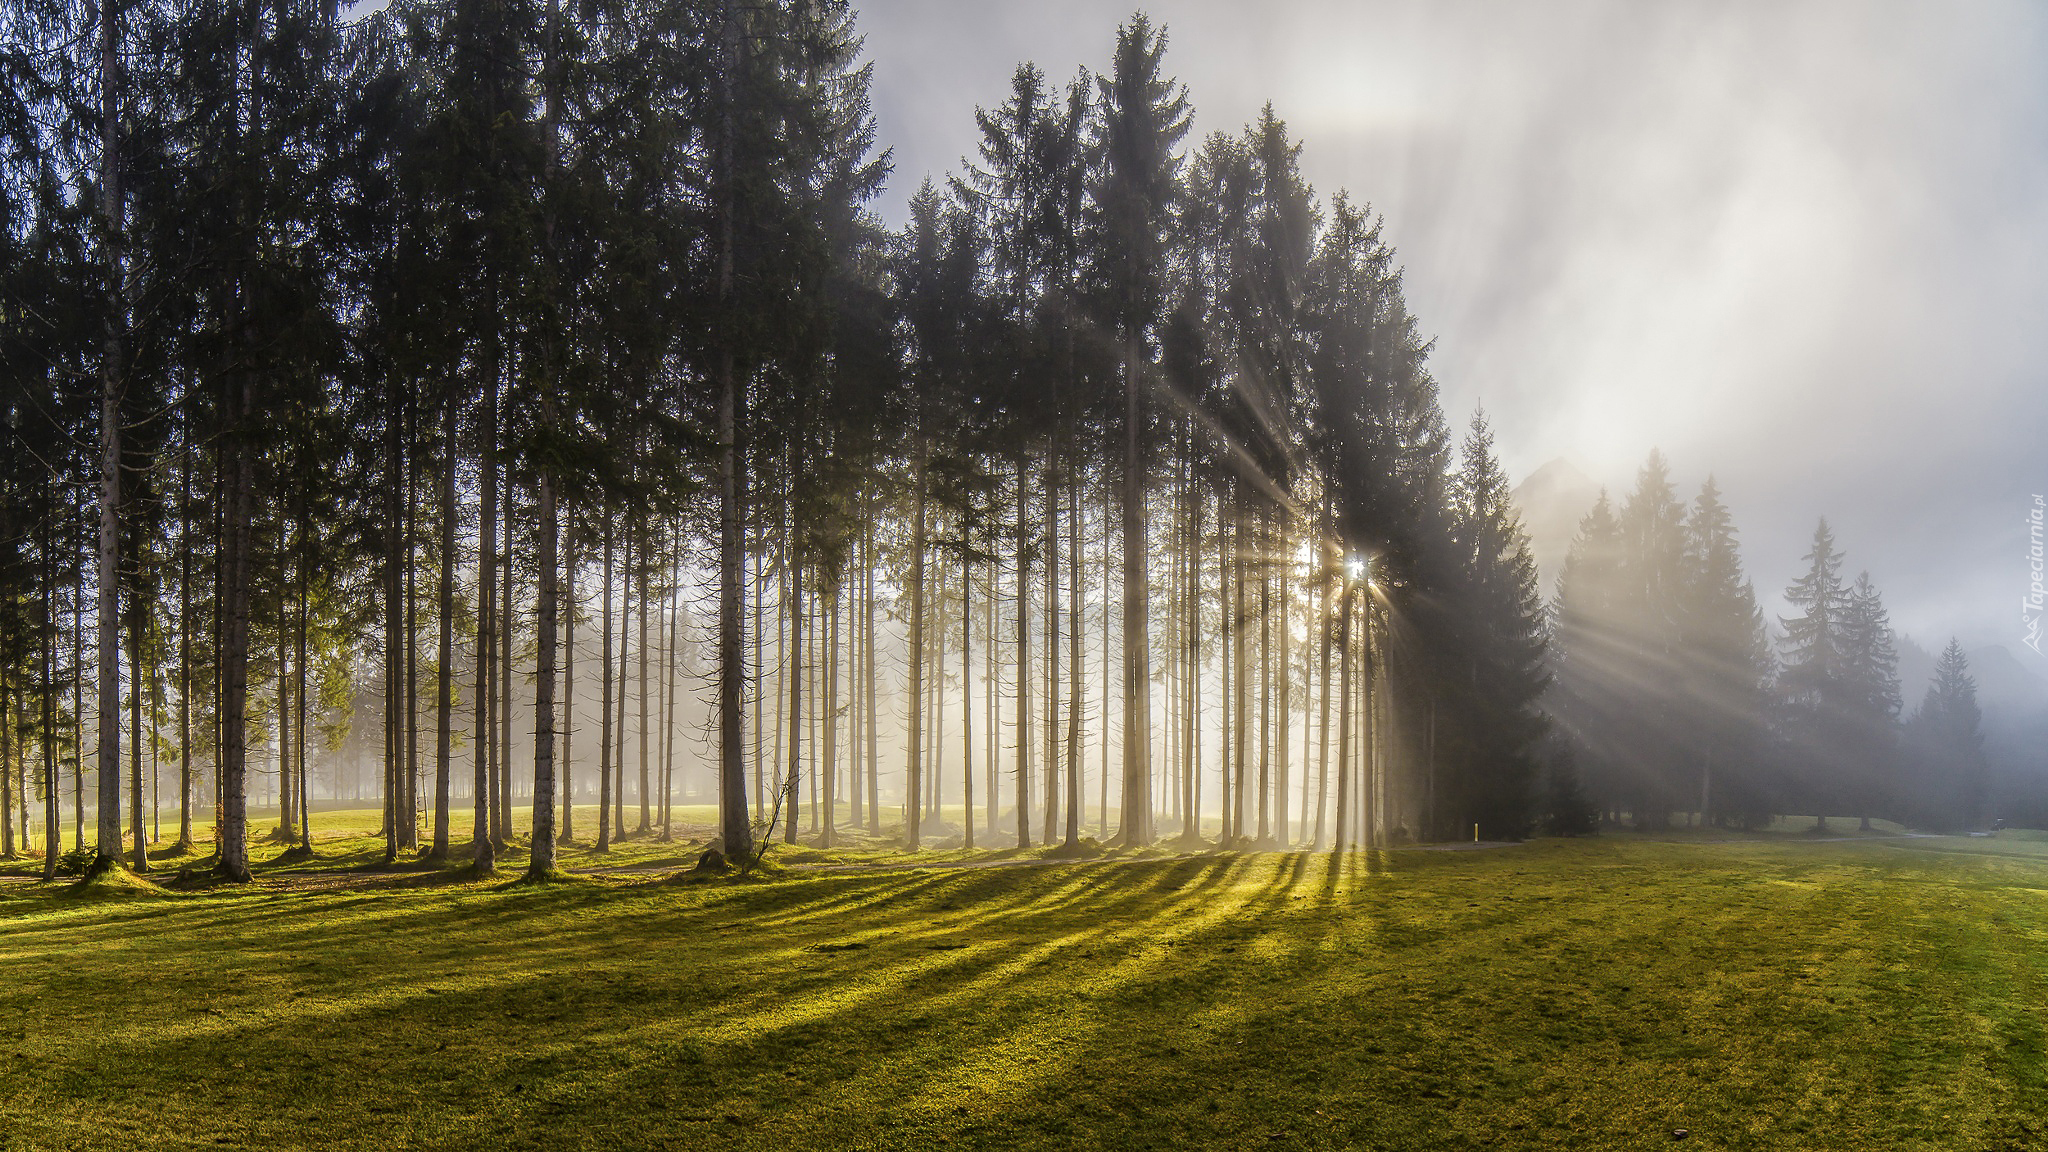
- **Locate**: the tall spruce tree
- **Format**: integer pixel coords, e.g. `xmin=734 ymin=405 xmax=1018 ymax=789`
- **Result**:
xmin=1838 ymin=570 xmax=1901 ymax=828
xmin=1778 ymin=519 xmax=1852 ymax=826
xmin=1088 ymin=14 xmax=1189 ymax=846
xmin=1678 ymin=477 xmax=1771 ymax=825
xmin=1445 ymin=411 xmax=1547 ymax=838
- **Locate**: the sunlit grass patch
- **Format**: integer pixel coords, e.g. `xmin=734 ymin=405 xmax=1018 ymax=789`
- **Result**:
xmin=3 ymin=835 xmax=2048 ymax=1149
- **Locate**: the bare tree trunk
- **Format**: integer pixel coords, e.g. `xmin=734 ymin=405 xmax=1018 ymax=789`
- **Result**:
xmin=961 ymin=557 xmax=974 ymax=850
xmin=1100 ymin=500 xmax=1111 ymax=836
xmin=218 ymin=376 xmax=256 ymax=883
xmin=278 ymin=619 xmax=293 ymax=841
xmin=1277 ymin=518 xmax=1291 ymax=846
xmin=13 ymin=679 xmax=24 ymax=858
xmin=847 ymin=518 xmax=862 ymax=832
xmin=1314 ymin=547 xmax=1333 ymax=851
xmin=73 ymin=569 xmax=85 ymax=855
xmin=1218 ymin=509 xmax=1231 ymax=842
xmin=784 ymin=552 xmax=803 ymax=846
xmin=1257 ymin=511 xmax=1272 ymax=845
xmin=1013 ymin=454 xmax=1030 ymax=850
xmin=923 ymin=593 xmax=937 ymax=821
xmin=752 ymin=548 xmax=765 ymax=814
xmin=383 ymin=401 xmax=401 ymax=862
xmin=1425 ymin=699 xmax=1436 ymax=841
xmin=528 ymin=0 xmax=563 ymax=879
xmin=528 ymin=461 xmax=559 ymax=876
xmin=1232 ymin=513 xmax=1248 ymax=842
xmin=770 ymin=523 xmax=785 ymax=820
xmin=712 ymin=0 xmax=753 ymax=864
xmin=597 ymin=510 xmax=614 ymax=852
xmin=1334 ymin=585 xmax=1352 ymax=854
xmin=471 ymin=336 xmax=498 ymax=873
xmin=1042 ymin=473 xmax=1059 ymax=845
xmin=1186 ymin=488 xmax=1202 ymax=841
xmin=927 ymin=557 xmax=942 ymax=826
xmin=43 ymin=546 xmax=59 ymax=877
xmin=403 ymin=439 xmax=419 ymax=850
xmin=614 ymin=529 xmax=631 ymax=838
xmin=984 ymin=565 xmax=997 ymax=842
xmin=498 ymin=488 xmax=514 ymax=844
xmin=1364 ymin=601 xmax=1380 ymax=848
xmin=297 ymin=535 xmax=310 ymax=851
xmin=1064 ymin=475 xmax=1083 ymax=848
xmin=19 ymin=678 xmax=31 ymax=858
xmin=93 ymin=0 xmax=125 ymax=869
xmin=636 ymin=544 xmax=651 ymax=837
xmin=864 ymin=509 xmax=878 ymax=835
xmin=822 ymin=581 xmax=839 ymax=848
xmin=128 ymin=587 xmax=145 ymax=869
xmin=178 ymin=444 xmax=193 ymax=850
xmin=0 ymin=672 xmax=12 ymax=858
xmin=905 ymin=452 xmax=928 ymax=850
xmin=561 ymin=538 xmax=575 ymax=844
xmin=1120 ymin=331 xmax=1151 ymax=845
xmin=661 ymin=553 xmax=680 ymax=841
xmin=812 ymin=591 xmax=824 ymax=832
xmin=431 ymin=401 xmax=456 ymax=859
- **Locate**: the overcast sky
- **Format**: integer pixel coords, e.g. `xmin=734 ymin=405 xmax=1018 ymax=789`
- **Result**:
xmin=854 ymin=0 xmax=2048 ymax=672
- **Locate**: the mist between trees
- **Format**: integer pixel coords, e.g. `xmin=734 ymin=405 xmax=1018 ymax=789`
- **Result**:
xmin=1546 ymin=452 xmax=1991 ymax=836
xmin=2 ymin=0 xmax=1971 ymax=889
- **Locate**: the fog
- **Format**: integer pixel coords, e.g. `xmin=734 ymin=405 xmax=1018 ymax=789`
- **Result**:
xmin=856 ymin=0 xmax=2048 ymax=670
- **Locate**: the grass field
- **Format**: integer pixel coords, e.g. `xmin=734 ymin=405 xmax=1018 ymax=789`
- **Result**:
xmin=3 ymin=829 xmax=2048 ymax=1150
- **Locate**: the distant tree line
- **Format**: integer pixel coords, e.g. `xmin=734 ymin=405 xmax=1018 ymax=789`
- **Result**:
xmin=1547 ymin=452 xmax=1988 ymax=832
xmin=0 ymin=1 xmax=1553 ymax=882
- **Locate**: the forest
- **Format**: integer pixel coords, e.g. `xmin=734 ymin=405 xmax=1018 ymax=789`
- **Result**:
xmin=0 ymin=0 xmax=1991 ymax=891
xmin=0 ymin=0 xmax=1552 ymax=883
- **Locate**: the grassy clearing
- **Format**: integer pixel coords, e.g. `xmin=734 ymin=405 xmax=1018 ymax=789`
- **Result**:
xmin=0 ymin=802 xmax=1113 ymax=885
xmin=2 ymin=835 xmax=2047 ymax=1150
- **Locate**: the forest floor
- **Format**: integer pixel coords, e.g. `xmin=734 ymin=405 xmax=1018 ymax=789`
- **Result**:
xmin=3 ymin=823 xmax=2048 ymax=1150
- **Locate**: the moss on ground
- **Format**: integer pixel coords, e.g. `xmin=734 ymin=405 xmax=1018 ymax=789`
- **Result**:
xmin=2 ymin=835 xmax=2047 ymax=1150
xmin=59 ymin=855 xmax=166 ymax=900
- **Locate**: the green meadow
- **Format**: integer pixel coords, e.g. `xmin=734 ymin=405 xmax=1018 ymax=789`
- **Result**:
xmin=3 ymin=827 xmax=2047 ymax=1151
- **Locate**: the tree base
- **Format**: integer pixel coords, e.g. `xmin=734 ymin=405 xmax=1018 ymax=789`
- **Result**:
xmin=64 ymin=855 xmax=165 ymax=898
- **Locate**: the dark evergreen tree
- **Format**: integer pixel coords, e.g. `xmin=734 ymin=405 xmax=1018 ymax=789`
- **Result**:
xmin=1905 ymin=638 xmax=1986 ymax=830
xmin=1441 ymin=411 xmax=1547 ymax=838
xmin=1838 ymin=570 xmax=1901 ymax=828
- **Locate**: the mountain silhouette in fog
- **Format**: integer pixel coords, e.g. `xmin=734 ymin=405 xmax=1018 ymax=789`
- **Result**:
xmin=1899 ymin=636 xmax=2048 ymax=715
xmin=1511 ymin=458 xmax=1601 ymax=597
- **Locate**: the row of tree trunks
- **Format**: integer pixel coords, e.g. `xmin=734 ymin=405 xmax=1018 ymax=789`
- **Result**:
xmin=10 ymin=451 xmax=1396 ymax=878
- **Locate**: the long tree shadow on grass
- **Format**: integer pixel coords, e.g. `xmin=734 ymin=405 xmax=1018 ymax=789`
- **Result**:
xmin=8 ymin=845 xmax=2045 ymax=1150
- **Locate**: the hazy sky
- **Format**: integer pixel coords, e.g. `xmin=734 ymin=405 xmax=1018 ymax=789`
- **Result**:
xmin=855 ymin=0 xmax=2048 ymax=672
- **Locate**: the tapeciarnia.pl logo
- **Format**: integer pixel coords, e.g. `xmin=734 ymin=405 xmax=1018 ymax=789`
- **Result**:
xmin=2027 ymin=494 xmax=2045 ymax=655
